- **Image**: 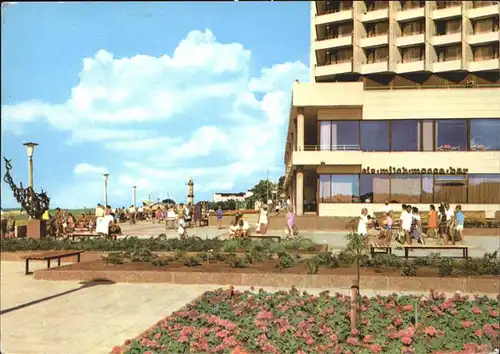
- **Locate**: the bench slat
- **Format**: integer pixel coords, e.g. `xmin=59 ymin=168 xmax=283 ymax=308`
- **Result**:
xmin=25 ymin=251 xmax=84 ymax=260
xmin=403 ymin=245 xmax=473 ymax=249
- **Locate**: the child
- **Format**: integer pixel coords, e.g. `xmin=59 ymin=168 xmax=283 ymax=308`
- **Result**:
xmin=178 ymin=216 xmax=187 ymax=239
xmin=411 ymin=206 xmax=424 ymax=244
xmin=381 ymin=211 xmax=393 ymax=241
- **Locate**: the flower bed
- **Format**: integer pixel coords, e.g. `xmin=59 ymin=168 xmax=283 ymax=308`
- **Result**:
xmin=113 ymin=288 xmax=499 ymax=354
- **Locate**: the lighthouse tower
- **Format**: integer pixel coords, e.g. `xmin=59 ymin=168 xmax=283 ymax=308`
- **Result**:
xmin=187 ymin=177 xmax=194 ymax=206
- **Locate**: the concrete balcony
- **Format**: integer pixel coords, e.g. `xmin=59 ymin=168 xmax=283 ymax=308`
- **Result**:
xmin=292 ymin=150 xmax=362 ymax=166
xmin=396 ymin=34 xmax=425 ymax=47
xmin=314 ymin=61 xmax=353 ymax=77
xmin=313 ymin=35 xmax=353 ymax=51
xmin=362 ymin=61 xmax=389 ymax=74
xmin=431 ymin=32 xmax=462 ymax=46
xmin=360 ymin=8 xmax=389 ymax=23
xmin=432 ymin=59 xmax=462 ymax=72
xmin=360 ymin=34 xmax=389 ymax=48
xmin=432 ymin=6 xmax=462 ymax=20
xmin=468 ymin=4 xmax=500 ymax=20
xmin=468 ymin=59 xmax=500 ymax=72
xmin=396 ymin=60 xmax=425 ymax=73
xmin=396 ymin=7 xmax=425 ymax=22
xmin=467 ymin=31 xmax=500 ymax=45
xmin=315 ymin=9 xmax=353 ymax=25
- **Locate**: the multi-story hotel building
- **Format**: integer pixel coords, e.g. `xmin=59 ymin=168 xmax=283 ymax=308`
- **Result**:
xmin=283 ymin=0 xmax=500 ymax=217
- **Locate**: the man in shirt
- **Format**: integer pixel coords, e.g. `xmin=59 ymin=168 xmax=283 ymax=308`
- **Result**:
xmin=400 ymin=205 xmax=413 ymax=245
xmin=95 ymin=204 xmax=105 ymax=218
xmin=454 ymin=204 xmax=465 ymax=244
xmin=357 ymin=208 xmax=369 ymax=237
xmin=128 ymin=205 xmax=136 ymax=224
xmin=383 ymin=200 xmax=392 ymax=214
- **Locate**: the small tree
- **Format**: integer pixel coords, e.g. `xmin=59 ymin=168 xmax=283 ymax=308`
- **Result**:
xmin=344 ymin=232 xmax=366 ymax=291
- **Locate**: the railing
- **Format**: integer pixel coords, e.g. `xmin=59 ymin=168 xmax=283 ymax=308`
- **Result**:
xmin=317 ymin=33 xmax=353 ymax=41
xmin=302 ymin=145 xmax=361 ymax=151
xmin=363 ymin=83 xmax=500 ymax=90
xmin=472 ymin=1 xmax=498 ymax=9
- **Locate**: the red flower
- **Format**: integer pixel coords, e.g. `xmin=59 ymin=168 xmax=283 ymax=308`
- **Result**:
xmin=178 ymin=335 xmax=189 ymax=343
xmin=111 ymin=346 xmax=122 ymax=354
xmin=363 ymin=335 xmax=373 ymax=343
xmin=402 ymin=305 xmax=413 ymax=312
xmin=462 ymin=321 xmax=475 ymax=328
xmin=368 ymin=344 xmax=382 ymax=353
xmin=471 ymin=307 xmax=482 ymax=314
xmin=402 ymin=336 xmax=413 ymax=345
xmin=489 ymin=309 xmax=499 ymax=317
xmin=346 ymin=337 xmax=359 ymax=346
xmin=424 ymin=326 xmax=438 ymax=337
xmin=474 ymin=329 xmax=483 ymax=337
xmin=351 ymin=328 xmax=360 ymax=336
xmin=124 ymin=339 xmax=131 ymax=345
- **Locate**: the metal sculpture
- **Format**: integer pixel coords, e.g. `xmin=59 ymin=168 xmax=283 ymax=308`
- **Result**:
xmin=3 ymin=157 xmax=50 ymax=219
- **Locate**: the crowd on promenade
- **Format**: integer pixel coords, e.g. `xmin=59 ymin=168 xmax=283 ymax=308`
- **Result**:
xmin=356 ymin=201 xmax=466 ymax=246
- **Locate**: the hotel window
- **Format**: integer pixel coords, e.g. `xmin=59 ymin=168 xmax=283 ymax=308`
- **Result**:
xmin=390 ymin=175 xmax=422 ymax=203
xmin=421 ymin=175 xmax=434 ymax=203
xmin=360 ymin=175 xmax=390 ymax=203
xmin=331 ymin=175 xmax=360 ymax=203
xmin=401 ymin=19 xmax=424 ymax=36
xmin=360 ymin=121 xmax=389 ymax=151
xmin=472 ymin=17 xmax=499 ymax=34
xmin=436 ymin=1 xmax=461 ymax=9
xmin=435 ymin=119 xmax=467 ymax=151
xmin=472 ymin=44 xmax=500 ymax=61
xmin=323 ymin=0 xmax=353 ymax=14
xmin=435 ymin=19 xmax=461 ymax=36
xmin=470 ymin=119 xmax=500 ymax=151
xmin=366 ymin=0 xmax=388 ymax=11
xmin=323 ymin=22 xmax=353 ymax=40
xmin=436 ymin=45 xmax=462 ymax=62
xmin=400 ymin=0 xmax=425 ymax=9
xmin=332 ymin=121 xmax=359 ymax=150
xmin=320 ymin=121 xmax=332 ymax=150
xmin=434 ymin=175 xmax=467 ymax=203
xmin=401 ymin=45 xmax=425 ymax=63
xmin=319 ymin=175 xmax=332 ymax=202
xmin=422 ymin=120 xmax=434 ymax=151
xmin=366 ymin=47 xmax=389 ymax=64
xmin=473 ymin=1 xmax=498 ymax=8
xmin=325 ymin=48 xmax=353 ymax=65
xmin=366 ymin=21 xmax=389 ymax=37
xmin=391 ymin=120 xmax=420 ymax=151
xmin=468 ymin=175 xmax=500 ymax=204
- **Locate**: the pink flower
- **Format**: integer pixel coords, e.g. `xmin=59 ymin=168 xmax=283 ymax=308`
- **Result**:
xmin=402 ymin=305 xmax=413 ymax=312
xmin=178 ymin=335 xmax=189 ymax=343
xmin=363 ymin=335 xmax=373 ymax=343
xmin=392 ymin=315 xmax=403 ymax=326
xmin=351 ymin=328 xmax=360 ymax=335
xmin=472 ymin=307 xmax=482 ymax=314
xmin=474 ymin=329 xmax=483 ymax=337
xmin=123 ymin=339 xmax=131 ymax=345
xmin=489 ymin=309 xmax=499 ymax=317
xmin=216 ymin=329 xmax=229 ymax=338
xmin=111 ymin=346 xmax=122 ymax=354
xmin=368 ymin=344 xmax=383 ymax=353
xmin=425 ymin=326 xmax=438 ymax=337
xmin=346 ymin=337 xmax=359 ymax=346
xmin=462 ymin=321 xmax=475 ymax=328
xmin=401 ymin=336 xmax=412 ymax=345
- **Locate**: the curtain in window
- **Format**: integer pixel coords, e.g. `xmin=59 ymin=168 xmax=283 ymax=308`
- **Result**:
xmin=445 ymin=19 xmax=461 ymax=34
xmin=390 ymin=175 xmax=422 ymax=203
xmin=338 ymin=23 xmax=353 ymax=37
xmin=473 ymin=18 xmax=494 ymax=34
xmin=402 ymin=46 xmax=424 ymax=63
xmin=473 ymin=45 xmax=499 ymax=61
xmin=320 ymin=121 xmax=331 ymax=151
xmin=422 ymin=120 xmax=433 ymax=151
xmin=434 ymin=176 xmax=467 ymax=203
xmin=402 ymin=20 xmax=424 ymax=36
xmin=468 ymin=175 xmax=500 ymax=204
xmin=421 ymin=175 xmax=434 ymax=203
xmin=331 ymin=175 xmax=359 ymax=203
xmin=373 ymin=176 xmax=390 ymax=203
xmin=319 ymin=175 xmax=331 ymax=202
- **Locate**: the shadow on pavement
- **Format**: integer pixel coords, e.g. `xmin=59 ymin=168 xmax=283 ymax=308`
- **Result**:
xmin=0 ymin=278 xmax=115 ymax=315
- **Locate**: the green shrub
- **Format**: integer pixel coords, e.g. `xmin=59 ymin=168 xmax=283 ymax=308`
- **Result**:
xmin=413 ymin=257 xmax=429 ymax=267
xmin=174 ymin=251 xmax=187 ymax=261
xmin=103 ymin=252 xmax=125 ymax=264
xmin=438 ymin=258 xmax=453 ymax=276
xmin=305 ymin=259 xmax=320 ymax=274
xmin=222 ymin=240 xmax=239 ymax=253
xmin=130 ymin=248 xmax=157 ymax=263
xmin=277 ymin=252 xmax=296 ymax=268
xmin=400 ymin=262 xmax=417 ymax=276
xmin=183 ymin=256 xmax=201 ymax=267
xmin=314 ymin=252 xmax=340 ymax=268
xmin=227 ymin=255 xmax=250 ymax=268
xmin=151 ymin=257 xmax=169 ymax=267
xmin=337 ymin=250 xmax=356 ymax=266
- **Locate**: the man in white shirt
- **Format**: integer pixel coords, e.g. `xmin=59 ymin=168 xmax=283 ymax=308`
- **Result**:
xmin=400 ymin=205 xmax=413 ymax=245
xmin=357 ymin=208 xmax=369 ymax=237
xmin=384 ymin=200 xmax=392 ymax=214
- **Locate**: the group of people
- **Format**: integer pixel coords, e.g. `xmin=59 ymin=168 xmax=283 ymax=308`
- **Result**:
xmin=357 ymin=201 xmax=465 ymax=246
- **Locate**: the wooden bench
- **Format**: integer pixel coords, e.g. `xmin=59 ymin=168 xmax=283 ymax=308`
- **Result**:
xmin=66 ymin=232 xmax=118 ymax=241
xmin=248 ymin=235 xmax=281 ymax=242
xmin=24 ymin=250 xmax=85 ymax=275
xmin=370 ymin=241 xmax=392 ymax=257
xmin=402 ymin=244 xmax=473 ymax=259
xmin=165 ymin=217 xmax=177 ymax=229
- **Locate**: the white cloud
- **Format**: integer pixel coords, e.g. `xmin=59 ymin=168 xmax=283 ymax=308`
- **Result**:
xmin=3 ymin=29 xmax=309 ymax=207
xmin=73 ymin=163 xmax=108 ymax=175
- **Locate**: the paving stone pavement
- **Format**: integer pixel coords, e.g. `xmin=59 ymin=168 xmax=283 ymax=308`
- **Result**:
xmin=1 ymin=259 xmax=498 ymax=354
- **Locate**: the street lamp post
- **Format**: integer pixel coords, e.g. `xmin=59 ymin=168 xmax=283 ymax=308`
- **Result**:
xmin=132 ymin=185 xmax=137 ymax=207
xmin=23 ymin=142 xmax=38 ymax=190
xmin=103 ymin=173 xmax=109 ymax=206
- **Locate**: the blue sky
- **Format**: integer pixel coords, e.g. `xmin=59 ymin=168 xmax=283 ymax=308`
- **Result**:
xmin=1 ymin=2 xmax=310 ymax=208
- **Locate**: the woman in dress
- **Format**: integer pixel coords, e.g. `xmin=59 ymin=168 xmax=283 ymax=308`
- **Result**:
xmin=437 ymin=205 xmax=448 ymax=245
xmin=285 ymin=206 xmax=297 ymax=239
xmin=258 ymin=205 xmax=269 ymax=236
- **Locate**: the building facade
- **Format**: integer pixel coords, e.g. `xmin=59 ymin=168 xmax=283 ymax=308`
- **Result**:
xmin=284 ymin=0 xmax=500 ymax=217
xmin=213 ymin=191 xmax=254 ymax=203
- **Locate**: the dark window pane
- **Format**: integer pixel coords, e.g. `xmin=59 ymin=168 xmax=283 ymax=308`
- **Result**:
xmin=421 ymin=175 xmax=434 ymax=203
xmin=331 ymin=174 xmax=360 ymax=203
xmin=319 ymin=174 xmax=331 ymax=202
xmin=468 ymin=174 xmax=500 ymax=204
xmin=320 ymin=121 xmax=331 ymax=150
xmin=360 ymin=175 xmax=390 ymax=203
xmin=436 ymin=120 xmax=467 ymax=151
xmin=434 ymin=175 xmax=467 ymax=203
xmin=391 ymin=120 xmax=420 ymax=151
xmin=360 ymin=121 xmax=389 ymax=151
xmin=390 ymin=175 xmax=422 ymax=203
xmin=331 ymin=121 xmax=359 ymax=151
xmin=470 ymin=119 xmax=500 ymax=151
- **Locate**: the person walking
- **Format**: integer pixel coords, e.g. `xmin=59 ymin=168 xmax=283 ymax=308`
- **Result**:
xmin=216 ymin=206 xmax=223 ymax=230
xmin=455 ymin=204 xmax=465 ymax=244
xmin=427 ymin=205 xmax=438 ymax=239
xmin=258 ymin=205 xmax=269 ymax=236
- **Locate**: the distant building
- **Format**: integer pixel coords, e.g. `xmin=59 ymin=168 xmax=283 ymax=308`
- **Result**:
xmin=213 ymin=191 xmax=254 ymax=203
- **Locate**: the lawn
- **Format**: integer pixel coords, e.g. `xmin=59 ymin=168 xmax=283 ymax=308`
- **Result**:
xmin=114 ymin=288 xmax=499 ymax=354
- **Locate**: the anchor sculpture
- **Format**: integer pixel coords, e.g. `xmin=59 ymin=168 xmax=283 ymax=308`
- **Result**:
xmin=3 ymin=157 xmax=50 ymax=219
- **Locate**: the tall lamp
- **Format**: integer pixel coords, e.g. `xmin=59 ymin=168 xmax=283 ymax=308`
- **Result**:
xmin=23 ymin=142 xmax=38 ymax=189
xmin=103 ymin=173 xmax=110 ymax=206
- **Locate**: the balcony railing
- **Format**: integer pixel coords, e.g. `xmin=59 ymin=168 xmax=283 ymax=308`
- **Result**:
xmin=302 ymin=145 xmax=361 ymax=151
xmin=472 ymin=1 xmax=498 ymax=9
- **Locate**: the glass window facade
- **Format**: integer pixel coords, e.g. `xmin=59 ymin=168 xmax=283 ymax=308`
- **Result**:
xmin=360 ymin=121 xmax=389 ymax=151
xmin=470 ymin=119 xmax=500 ymax=151
xmin=391 ymin=120 xmax=420 ymax=151
xmin=435 ymin=120 xmax=468 ymax=151
xmin=319 ymin=121 xmax=359 ymax=151
xmin=317 ymin=174 xmax=500 ymax=204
